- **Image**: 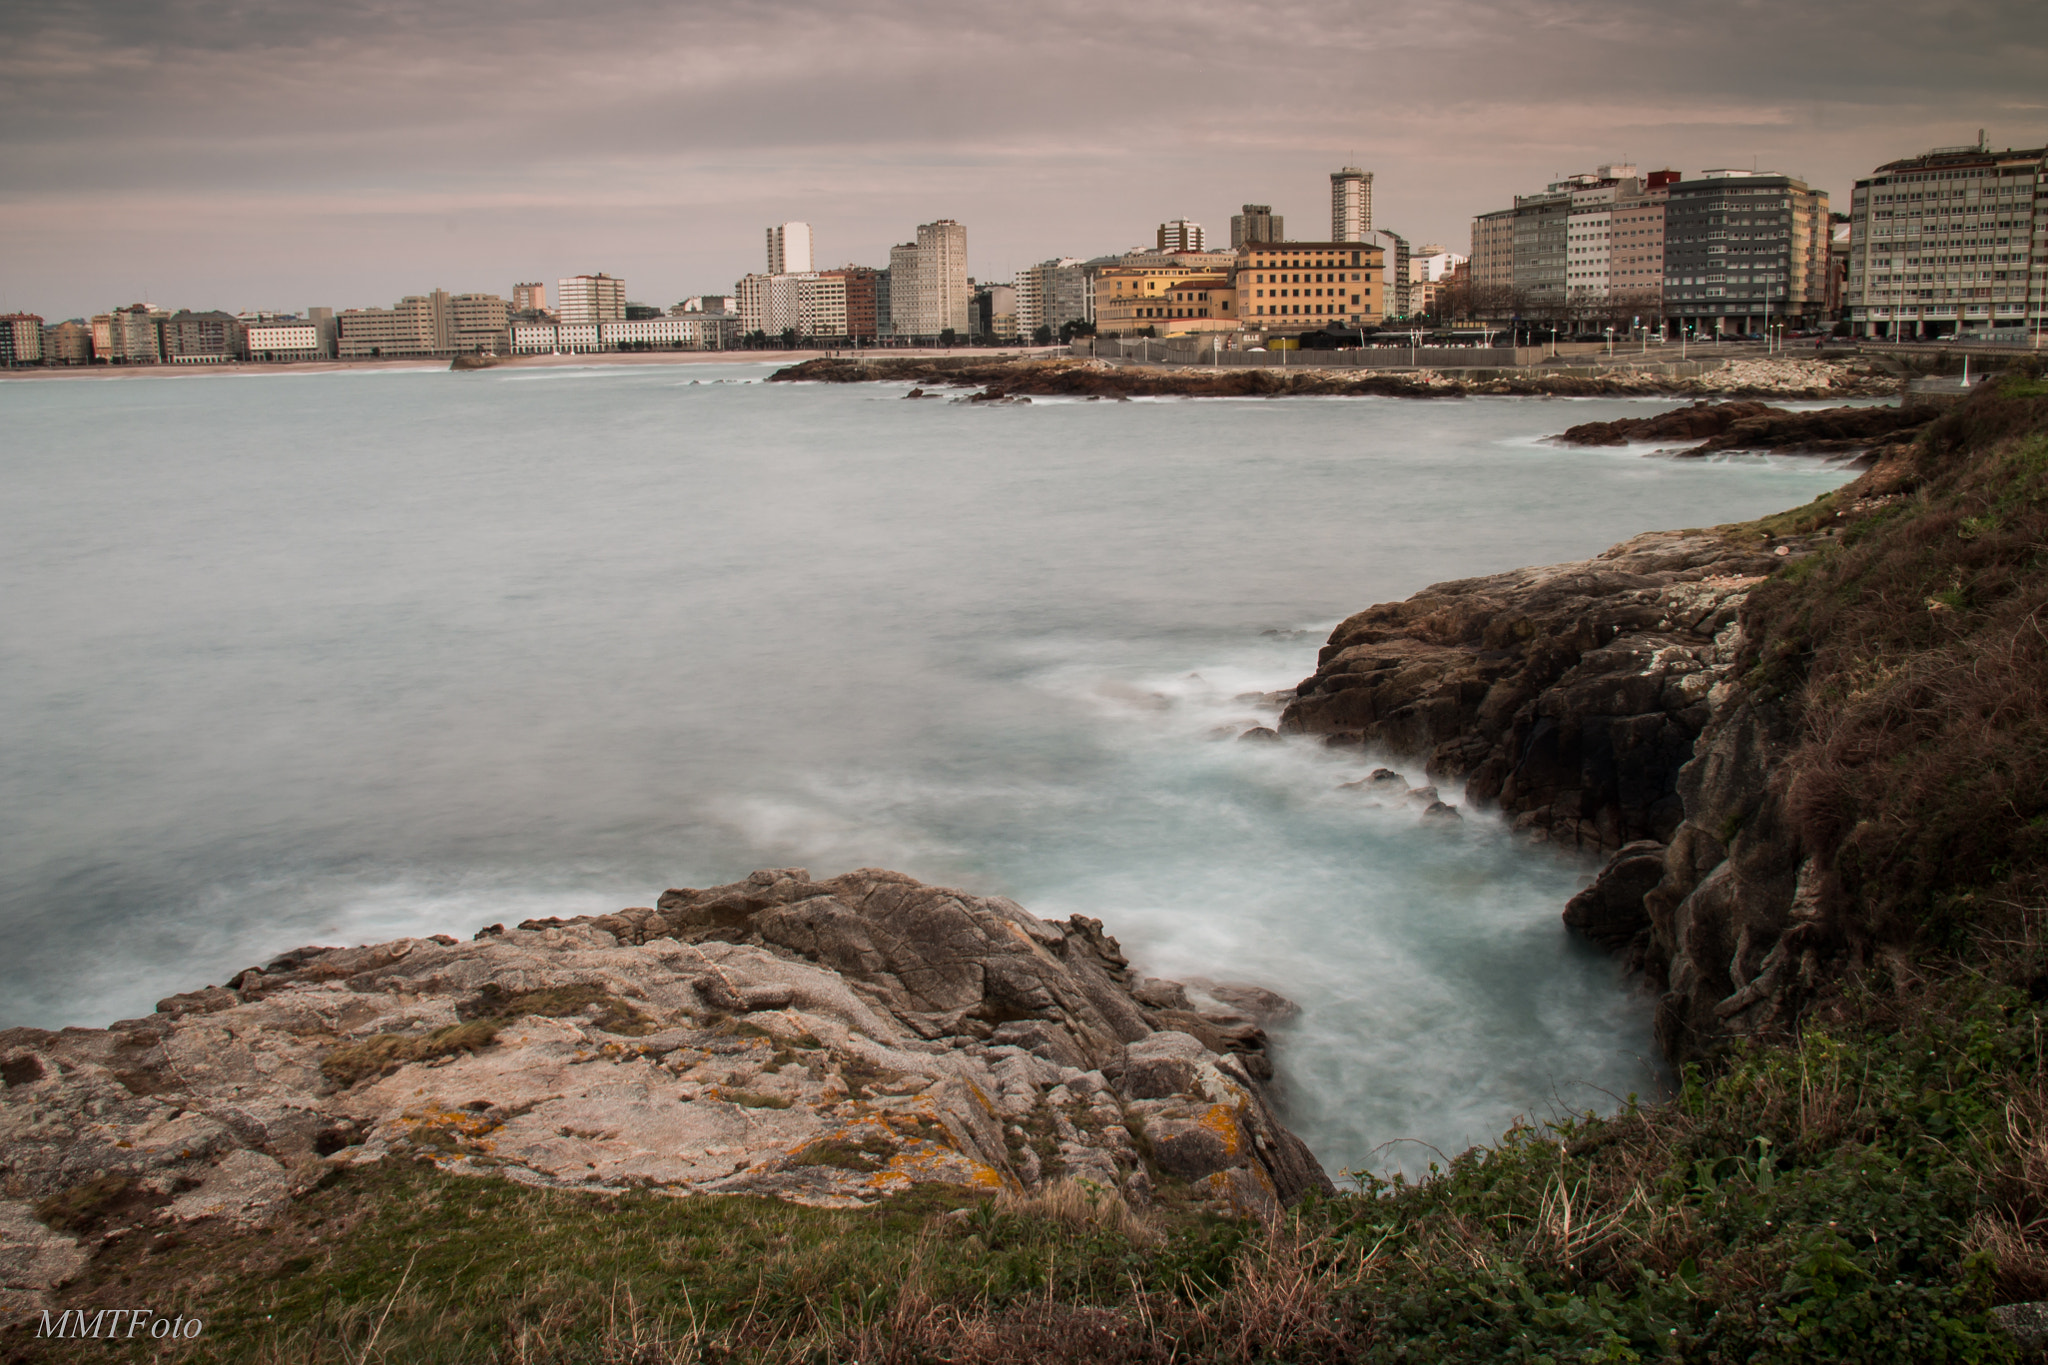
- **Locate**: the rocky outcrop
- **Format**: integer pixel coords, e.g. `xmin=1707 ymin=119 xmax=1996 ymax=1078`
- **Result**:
xmin=1280 ymin=529 xmax=1785 ymax=852
xmin=1554 ymin=399 xmax=1930 ymax=456
xmin=0 ymin=869 xmax=1328 ymax=1324
xmin=770 ymin=356 xmax=1899 ymax=401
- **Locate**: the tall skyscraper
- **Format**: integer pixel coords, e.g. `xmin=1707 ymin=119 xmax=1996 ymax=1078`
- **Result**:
xmin=1230 ymin=205 xmax=1284 ymax=248
xmin=767 ymin=222 xmax=814 ymax=275
xmin=1157 ymin=219 xmax=1205 ymax=252
xmin=557 ymin=274 xmax=625 ymax=325
xmin=1332 ymin=167 xmax=1373 ymax=241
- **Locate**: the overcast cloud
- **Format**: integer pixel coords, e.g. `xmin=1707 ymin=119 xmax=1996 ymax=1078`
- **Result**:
xmin=2 ymin=0 xmax=2044 ymax=318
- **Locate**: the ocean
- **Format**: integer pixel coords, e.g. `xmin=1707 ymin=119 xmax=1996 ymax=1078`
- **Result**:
xmin=0 ymin=362 xmax=1861 ymax=1176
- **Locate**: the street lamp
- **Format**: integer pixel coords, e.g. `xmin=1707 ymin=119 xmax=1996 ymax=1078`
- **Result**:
xmin=1605 ymin=325 xmax=1614 ymax=357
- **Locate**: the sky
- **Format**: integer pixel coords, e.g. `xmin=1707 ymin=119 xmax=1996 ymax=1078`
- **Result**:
xmin=2 ymin=0 xmax=2045 ymax=320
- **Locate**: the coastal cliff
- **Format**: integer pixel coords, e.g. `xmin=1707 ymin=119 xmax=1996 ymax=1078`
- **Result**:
xmin=1286 ymin=379 xmax=2048 ymax=1070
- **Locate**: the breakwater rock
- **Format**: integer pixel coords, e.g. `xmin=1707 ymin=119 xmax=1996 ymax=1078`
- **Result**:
xmin=1553 ymin=399 xmax=1930 ymax=456
xmin=0 ymin=868 xmax=1329 ymax=1323
xmin=769 ymin=355 xmax=1899 ymax=400
xmin=1280 ymin=529 xmax=1785 ymax=854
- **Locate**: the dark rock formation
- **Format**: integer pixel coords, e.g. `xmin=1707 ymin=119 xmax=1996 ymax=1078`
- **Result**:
xmin=1554 ymin=400 xmax=1930 ymax=457
xmin=1562 ymin=839 xmax=1668 ymax=953
xmin=1280 ymin=529 xmax=1785 ymax=852
xmin=768 ymin=356 xmax=1899 ymax=401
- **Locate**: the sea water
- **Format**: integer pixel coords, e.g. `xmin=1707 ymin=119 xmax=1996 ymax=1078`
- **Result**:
xmin=0 ymin=363 xmax=1861 ymax=1176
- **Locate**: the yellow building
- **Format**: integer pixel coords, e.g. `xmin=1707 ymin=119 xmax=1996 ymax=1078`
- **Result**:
xmin=1235 ymin=240 xmax=1383 ymax=331
xmin=1094 ymin=262 xmax=1240 ymax=335
xmin=1096 ymin=269 xmax=1237 ymax=335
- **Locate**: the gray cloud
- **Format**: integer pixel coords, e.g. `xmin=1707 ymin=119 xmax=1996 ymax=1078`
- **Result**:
xmin=2 ymin=0 xmax=2043 ymax=317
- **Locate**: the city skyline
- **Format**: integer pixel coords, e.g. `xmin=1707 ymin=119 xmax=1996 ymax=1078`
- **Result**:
xmin=2 ymin=0 xmax=2042 ymax=320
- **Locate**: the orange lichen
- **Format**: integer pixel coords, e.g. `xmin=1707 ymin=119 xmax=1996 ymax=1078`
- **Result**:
xmin=1199 ymin=1101 xmax=1247 ymax=1157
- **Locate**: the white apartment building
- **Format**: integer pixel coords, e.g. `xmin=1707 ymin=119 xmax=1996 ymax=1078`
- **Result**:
xmin=735 ymin=271 xmax=856 ymax=338
xmin=1157 ymin=219 xmax=1205 ymax=252
xmin=1332 ymin=167 xmax=1373 ymax=242
xmin=246 ymin=322 xmax=326 ymax=360
xmin=1015 ymin=257 xmax=1088 ymax=340
xmin=603 ymin=317 xmax=734 ymax=349
xmin=889 ymin=219 xmax=970 ymax=339
xmin=1563 ymin=165 xmax=1636 ymax=299
xmin=510 ymin=322 xmax=602 ymax=353
xmin=737 ymin=272 xmax=803 ymax=335
xmin=767 ymin=223 xmax=814 ymax=276
xmin=1844 ymin=138 xmax=2046 ymax=338
xmin=556 ymin=274 xmax=625 ymax=326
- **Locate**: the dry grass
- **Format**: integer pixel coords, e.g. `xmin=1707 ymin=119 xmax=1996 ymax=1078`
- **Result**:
xmin=1969 ymin=1081 xmax=2048 ymax=1301
xmin=845 ymin=1216 xmax=1376 ymax=1365
xmin=995 ymin=1177 xmax=1161 ymax=1245
xmin=1741 ymin=390 xmax=2048 ymax=949
xmin=321 ymin=1019 xmax=502 ymax=1085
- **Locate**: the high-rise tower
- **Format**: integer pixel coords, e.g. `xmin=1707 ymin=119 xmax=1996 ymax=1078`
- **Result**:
xmin=1332 ymin=168 xmax=1373 ymax=242
xmin=766 ymin=222 xmax=814 ymax=275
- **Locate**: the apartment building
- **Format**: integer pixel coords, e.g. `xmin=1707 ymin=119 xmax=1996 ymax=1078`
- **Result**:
xmin=833 ymin=268 xmax=881 ymax=341
xmin=1366 ymin=230 xmax=1410 ymax=318
xmin=888 ymin=219 xmax=970 ymax=339
xmin=1663 ymin=171 xmax=1829 ymax=336
xmin=1015 ymin=258 xmax=1089 ymax=340
xmin=736 ymin=272 xmax=803 ymax=335
xmin=246 ymin=318 xmax=333 ymax=360
xmin=1095 ymin=272 xmax=1235 ymax=335
xmin=1407 ymin=246 xmax=1467 ymax=317
xmin=0 ymin=314 xmax=44 ymax=365
xmin=42 ymin=320 xmax=91 ymax=365
xmin=160 ymin=310 xmax=247 ymax=363
xmin=92 ymin=305 xmax=162 ymax=363
xmin=1235 ymin=240 xmax=1384 ymax=330
xmin=1562 ymin=166 xmax=1677 ymax=314
xmin=606 ymin=316 xmax=735 ymax=349
xmin=767 ymin=223 xmax=813 ymax=276
xmin=1512 ymin=187 xmax=1571 ymax=311
xmin=1469 ymin=208 xmax=1516 ymax=290
xmin=1609 ymin=173 xmax=1677 ymax=310
xmin=733 ymin=268 xmax=876 ymax=340
xmin=336 ymin=290 xmax=508 ymax=358
xmin=1332 ymin=168 xmax=1372 ymax=241
xmin=556 ymin=274 xmax=625 ymax=326
xmin=968 ymin=283 xmax=1019 ymax=340
xmin=511 ymin=283 xmax=547 ymax=314
xmin=1157 ymin=219 xmax=1205 ymax=252
xmin=1092 ymin=252 xmax=1246 ymax=336
xmin=1230 ymin=205 xmax=1284 ymax=248
xmin=1843 ymin=138 xmax=2046 ymax=338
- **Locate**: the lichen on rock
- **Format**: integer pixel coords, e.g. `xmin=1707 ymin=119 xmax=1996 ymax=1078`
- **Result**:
xmin=0 ymin=868 xmax=1330 ymax=1324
